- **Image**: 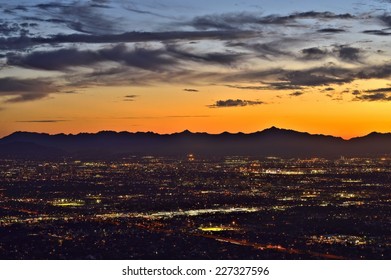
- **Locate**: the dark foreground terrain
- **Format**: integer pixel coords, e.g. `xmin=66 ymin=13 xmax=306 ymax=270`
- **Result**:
xmin=0 ymin=156 xmax=390 ymax=259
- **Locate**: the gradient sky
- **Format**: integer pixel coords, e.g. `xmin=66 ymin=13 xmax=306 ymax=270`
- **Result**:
xmin=0 ymin=0 xmax=391 ymax=139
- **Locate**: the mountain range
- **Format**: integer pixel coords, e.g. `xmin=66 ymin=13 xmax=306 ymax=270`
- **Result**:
xmin=0 ymin=127 xmax=390 ymax=159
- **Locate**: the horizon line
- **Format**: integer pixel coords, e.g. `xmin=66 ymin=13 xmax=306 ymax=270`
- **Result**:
xmin=2 ymin=126 xmax=391 ymax=141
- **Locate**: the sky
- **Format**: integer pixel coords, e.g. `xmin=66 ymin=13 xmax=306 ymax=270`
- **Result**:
xmin=0 ymin=0 xmax=391 ymax=139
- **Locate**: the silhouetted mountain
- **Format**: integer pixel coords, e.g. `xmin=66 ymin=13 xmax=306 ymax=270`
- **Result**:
xmin=0 ymin=127 xmax=390 ymax=159
xmin=0 ymin=141 xmax=64 ymax=159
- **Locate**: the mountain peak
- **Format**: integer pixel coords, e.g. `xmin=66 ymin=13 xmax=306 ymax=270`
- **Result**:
xmin=261 ymin=126 xmax=294 ymax=134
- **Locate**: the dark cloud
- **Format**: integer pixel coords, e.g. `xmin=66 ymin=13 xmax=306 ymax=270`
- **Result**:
xmin=241 ymin=42 xmax=291 ymax=58
xmin=208 ymin=99 xmax=264 ymax=108
xmin=290 ymin=91 xmax=304 ymax=96
xmin=226 ymin=84 xmax=268 ymax=90
xmin=290 ymin=11 xmax=354 ymax=20
xmin=363 ymin=30 xmax=391 ymax=36
xmin=7 ymin=44 xmax=177 ymax=71
xmin=166 ymin=115 xmax=210 ymax=118
xmin=4 ymin=92 xmax=49 ymax=103
xmin=354 ymin=93 xmax=391 ymax=101
xmin=191 ymin=12 xmax=260 ymax=30
xmin=165 ymin=44 xmax=242 ymax=65
xmin=7 ymin=43 xmax=246 ymax=72
xmin=352 ymin=90 xmax=361 ymax=95
xmin=257 ymin=11 xmax=354 ymax=26
xmin=225 ymin=66 xmax=354 ymax=89
xmin=0 ymin=30 xmax=256 ymax=51
xmin=335 ymin=46 xmax=362 ymax=62
xmin=357 ymin=63 xmax=391 ymax=79
xmin=123 ymin=7 xmax=168 ymax=18
xmin=123 ymin=94 xmax=138 ymax=101
xmin=286 ymin=71 xmax=335 ymax=86
xmin=16 ymin=120 xmax=69 ymax=123
xmin=121 ymin=2 xmax=176 ymax=19
xmin=379 ymin=14 xmax=391 ymax=27
xmin=2 ymin=61 xmax=390 ymax=105
xmin=189 ymin=11 xmax=355 ymax=30
xmin=262 ymin=82 xmax=304 ymax=90
xmin=323 ymin=87 xmax=335 ymax=91
xmin=218 ymin=68 xmax=285 ymax=85
xmin=125 ymin=95 xmax=138 ymax=98
xmin=85 ymin=66 xmax=129 ymax=78
xmin=91 ymin=0 xmax=110 ymax=3
xmin=74 ymin=60 xmax=391 ymax=94
xmin=255 ymin=15 xmax=289 ymax=25
xmin=303 ymin=46 xmax=364 ymax=63
xmin=35 ymin=3 xmax=68 ymax=10
xmin=318 ymin=28 xmax=346 ymax=33
xmin=90 ymin=3 xmax=111 ymax=8
xmin=35 ymin=1 xmax=118 ymax=34
xmin=90 ymin=0 xmax=112 ymax=9
xmin=71 ymin=66 xmax=189 ymax=88
xmin=0 ymin=22 xmax=21 ymax=36
xmin=7 ymin=48 xmax=99 ymax=71
xmin=365 ymin=87 xmax=391 ymax=93
xmin=362 ymin=14 xmax=391 ymax=35
xmin=0 ymin=35 xmax=36 ymax=50
xmin=50 ymin=30 xmax=255 ymax=43
xmin=258 ymin=11 xmax=354 ymax=25
xmin=118 ymin=115 xmax=211 ymax=120
xmin=20 ymin=22 xmax=38 ymax=28
xmin=284 ymin=68 xmax=353 ymax=87
xmin=13 ymin=5 xmax=29 ymax=12
xmin=301 ymin=47 xmax=328 ymax=60
xmin=1 ymin=3 xmax=390 ymax=107
xmin=226 ymin=67 xmax=336 ymax=91
xmin=100 ymin=45 xmax=177 ymax=70
xmin=0 ymin=77 xmax=56 ymax=103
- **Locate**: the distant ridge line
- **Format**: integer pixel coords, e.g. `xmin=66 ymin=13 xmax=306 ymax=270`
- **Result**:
xmin=0 ymin=127 xmax=390 ymax=159
xmin=4 ymin=126 xmax=390 ymax=139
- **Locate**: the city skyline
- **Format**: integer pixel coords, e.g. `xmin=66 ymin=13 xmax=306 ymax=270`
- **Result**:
xmin=1 ymin=0 xmax=391 ymax=139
